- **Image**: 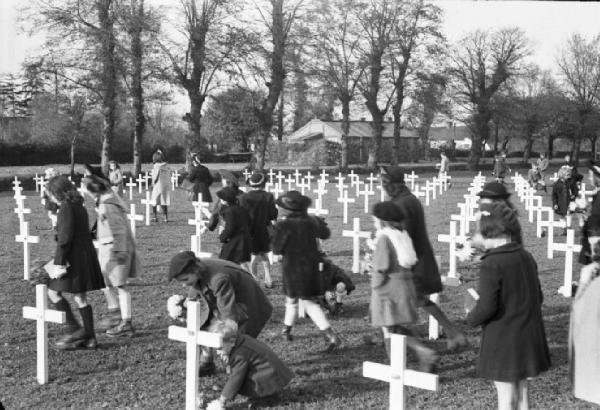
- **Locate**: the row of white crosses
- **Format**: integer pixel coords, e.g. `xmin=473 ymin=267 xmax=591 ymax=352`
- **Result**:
xmin=13 ymin=178 xmax=40 ymax=281
xmin=188 ymin=196 xmax=213 ymax=257
xmin=512 ymin=172 xmax=581 ymax=297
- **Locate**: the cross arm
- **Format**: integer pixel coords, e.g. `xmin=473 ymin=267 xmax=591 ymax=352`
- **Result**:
xmin=167 ymin=326 xmax=223 ymax=349
xmin=23 ymin=307 xmax=66 ymax=324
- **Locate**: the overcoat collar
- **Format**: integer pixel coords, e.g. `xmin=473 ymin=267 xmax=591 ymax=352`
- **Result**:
xmin=481 ymin=242 xmax=522 ymax=259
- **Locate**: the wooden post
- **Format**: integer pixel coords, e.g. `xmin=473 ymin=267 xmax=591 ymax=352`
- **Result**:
xmin=141 ymin=191 xmax=154 ymax=226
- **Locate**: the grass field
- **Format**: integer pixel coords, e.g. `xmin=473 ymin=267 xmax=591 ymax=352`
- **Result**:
xmin=0 ymin=169 xmax=595 ymax=409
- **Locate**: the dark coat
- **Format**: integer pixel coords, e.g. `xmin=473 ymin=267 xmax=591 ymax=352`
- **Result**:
xmin=50 ymin=200 xmax=105 ymax=294
xmin=493 ymin=157 xmax=509 ymax=178
xmin=188 ymin=258 xmax=272 ymax=338
xmin=240 ymin=190 xmax=278 ymax=253
xmin=391 ymin=186 xmax=442 ymax=295
xmin=189 ymin=164 xmax=213 ymax=203
xmin=221 ymin=334 xmax=294 ymax=400
xmin=218 ymin=204 xmax=251 ymax=264
xmin=207 ymin=188 xmax=244 ymax=232
xmin=466 ymin=243 xmax=551 ymax=382
xmin=580 ymin=194 xmax=600 ymax=264
xmin=552 ymin=179 xmax=570 ymax=216
xmin=272 ymin=213 xmax=330 ymax=298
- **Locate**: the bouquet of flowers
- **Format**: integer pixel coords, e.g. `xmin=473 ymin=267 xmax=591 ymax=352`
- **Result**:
xmin=167 ymin=295 xmax=188 ymax=322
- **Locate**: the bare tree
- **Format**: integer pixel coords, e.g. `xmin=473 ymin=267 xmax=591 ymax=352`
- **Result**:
xmin=557 ymin=33 xmax=600 ymax=164
xmin=449 ymin=28 xmax=531 ymax=170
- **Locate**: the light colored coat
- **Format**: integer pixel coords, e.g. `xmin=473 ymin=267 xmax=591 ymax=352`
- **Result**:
xmin=96 ymin=192 xmax=139 ymax=286
xmin=151 ymin=162 xmax=171 ymax=206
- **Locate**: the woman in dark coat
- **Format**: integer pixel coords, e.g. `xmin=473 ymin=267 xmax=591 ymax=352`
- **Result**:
xmin=552 ymin=165 xmax=571 ymax=235
xmin=45 ymin=175 xmax=105 ymax=350
xmin=381 ymin=165 xmax=467 ymax=350
xmin=271 ymin=190 xmax=340 ymax=351
xmin=467 ymin=202 xmax=550 ymax=410
xmin=189 ymin=153 xmax=213 ymax=203
xmin=211 ymin=186 xmax=251 ymax=266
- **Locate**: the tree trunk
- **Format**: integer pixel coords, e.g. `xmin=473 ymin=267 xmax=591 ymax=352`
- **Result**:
xmin=70 ymin=134 xmax=77 ymax=178
xmin=131 ymin=0 xmax=145 ymax=177
xmin=391 ymin=103 xmax=401 ymax=166
xmin=340 ymin=98 xmax=350 ymax=171
xmin=493 ymin=120 xmax=499 ymax=154
xmin=547 ymin=134 xmax=555 ymax=159
xmin=468 ymin=112 xmax=489 ymax=170
xmin=367 ymin=112 xmax=383 ymax=169
xmin=572 ymin=135 xmax=582 ymax=166
xmin=523 ymin=134 xmax=533 ymax=163
xmin=98 ymin=0 xmax=117 ymax=175
xmin=591 ymin=135 xmax=598 ymax=161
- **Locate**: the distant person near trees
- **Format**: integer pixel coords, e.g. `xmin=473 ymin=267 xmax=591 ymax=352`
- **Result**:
xmin=151 ymin=150 xmax=172 ymax=222
xmin=189 ymin=153 xmax=213 ymax=203
xmin=536 ymin=152 xmax=549 ymax=192
xmin=493 ymin=150 xmax=510 ymax=185
xmin=108 ymin=160 xmax=124 ymax=196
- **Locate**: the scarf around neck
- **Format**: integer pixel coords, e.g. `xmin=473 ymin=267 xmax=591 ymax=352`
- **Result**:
xmin=376 ymin=226 xmax=417 ymax=268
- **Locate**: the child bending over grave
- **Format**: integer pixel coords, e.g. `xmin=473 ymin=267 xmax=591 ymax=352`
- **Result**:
xmin=84 ymin=174 xmax=139 ymax=337
xmin=319 ymin=256 xmax=356 ymax=315
xmin=240 ymin=171 xmax=278 ymax=288
xmin=369 ymin=201 xmax=438 ymax=371
xmin=205 ymin=318 xmax=294 ymax=410
xmin=271 ymin=190 xmax=340 ymax=351
xmin=466 ymin=202 xmax=551 ymax=410
xmin=209 ymin=186 xmax=252 ymax=269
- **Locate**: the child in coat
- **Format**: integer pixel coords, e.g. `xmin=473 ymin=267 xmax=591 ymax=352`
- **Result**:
xmin=205 ymin=319 xmax=294 ymax=410
xmin=319 ymin=256 xmax=355 ymax=315
xmin=466 ymin=202 xmax=551 ymax=410
xmin=552 ymin=165 xmax=572 ymax=235
xmin=151 ymin=151 xmax=172 ymax=222
xmin=493 ymin=151 xmax=510 ymax=184
xmin=370 ymin=201 xmax=438 ymax=370
xmin=211 ymin=186 xmax=251 ymax=267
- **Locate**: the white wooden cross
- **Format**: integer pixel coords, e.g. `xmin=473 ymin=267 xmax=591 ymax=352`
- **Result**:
xmin=168 ymin=301 xmax=223 ymax=410
xmin=437 ymin=221 xmax=469 ymax=279
xmin=22 ymin=284 xmax=66 ymax=384
xmin=305 ymin=171 xmax=314 ymax=190
xmin=335 ymin=174 xmax=347 ymax=197
xmin=171 ymin=172 xmax=178 ymax=191
xmin=126 ymin=178 xmax=137 ymax=201
xmin=528 ymin=196 xmax=543 ymax=224
xmin=293 ymin=169 xmax=302 ymax=185
xmin=438 ymin=173 xmax=451 ymax=191
xmin=359 ymin=183 xmax=374 ymax=213
xmin=319 ymin=169 xmax=329 ymax=185
xmin=337 ymin=190 xmax=355 ymax=224
xmin=144 ymin=171 xmax=152 ymax=191
xmin=354 ymin=179 xmax=363 ymax=198
xmin=553 ymin=229 xmax=582 ymax=298
xmin=285 ymin=174 xmax=295 ymax=191
xmin=141 ymin=191 xmax=154 ymax=226
xmin=366 ymin=173 xmax=378 ymax=192
xmin=189 ymin=197 xmax=212 ymax=235
xmin=428 ymin=179 xmax=437 ymax=200
xmin=127 ymin=204 xmax=144 ymax=238
xmin=405 ymin=171 xmax=418 ymax=191
xmin=274 ymin=171 xmax=285 ymax=189
xmin=243 ymin=169 xmax=252 ymax=181
xmin=541 ymin=218 xmax=567 ymax=259
xmin=343 ymin=218 xmax=371 ymax=274
xmin=12 ymin=176 xmax=21 ymax=193
xmin=271 ymin=183 xmax=284 ymax=199
xmin=34 ymin=173 xmax=45 ymax=193
xmin=14 ymin=195 xmax=31 ymax=232
xmin=376 ymin=183 xmax=385 ymax=202
xmin=536 ymin=206 xmax=554 ymax=238
xmin=136 ymin=173 xmax=145 ymax=194
xmin=172 ymin=169 xmax=180 ymax=188
xmin=268 ymin=169 xmax=277 ymax=185
xmin=297 ymin=180 xmax=310 ymax=196
xmin=363 ymin=334 xmax=439 ymax=410
xmin=16 ymin=221 xmax=39 ymax=281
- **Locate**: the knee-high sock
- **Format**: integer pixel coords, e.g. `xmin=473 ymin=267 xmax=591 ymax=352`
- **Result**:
xmin=117 ymin=287 xmax=131 ymax=320
xmin=284 ymin=298 xmax=299 ymax=327
xmin=262 ymin=259 xmax=272 ymax=284
xmin=303 ymin=299 xmax=331 ymax=330
xmin=103 ymin=287 xmax=119 ymax=310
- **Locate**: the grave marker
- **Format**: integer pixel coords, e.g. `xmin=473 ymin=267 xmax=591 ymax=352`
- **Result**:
xmin=127 ymin=204 xmax=144 ymax=238
xmin=16 ymin=221 xmax=39 ymax=280
xmin=337 ymin=190 xmax=355 ymax=224
xmin=553 ymin=229 xmax=582 ymax=298
xmin=141 ymin=191 xmax=154 ymax=226
xmin=126 ymin=178 xmax=136 ymax=201
xmin=342 ymin=218 xmax=371 ymax=274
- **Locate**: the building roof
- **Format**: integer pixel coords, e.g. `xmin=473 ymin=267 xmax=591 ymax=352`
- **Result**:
xmin=428 ymin=124 xmax=472 ymax=141
xmin=287 ymin=119 xmax=418 ymax=144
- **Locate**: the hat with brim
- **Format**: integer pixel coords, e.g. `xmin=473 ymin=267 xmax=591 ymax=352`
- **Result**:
xmin=216 ymin=186 xmax=239 ymax=204
xmin=588 ymin=160 xmax=600 ymax=177
xmin=372 ymin=201 xmax=404 ymax=222
xmin=276 ymin=190 xmax=311 ymax=211
xmin=477 ymin=181 xmax=511 ymax=199
xmin=84 ymin=164 xmax=107 ymax=180
xmin=247 ymin=171 xmax=266 ymax=187
xmin=168 ymin=251 xmax=198 ymax=281
xmin=220 ymin=170 xmax=239 ymax=187
xmin=381 ymin=166 xmax=406 ymax=184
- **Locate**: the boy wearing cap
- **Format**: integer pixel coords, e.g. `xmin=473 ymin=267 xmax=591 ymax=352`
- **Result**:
xmin=240 ymin=172 xmax=278 ymax=288
xmin=168 ymin=252 xmax=273 ymax=376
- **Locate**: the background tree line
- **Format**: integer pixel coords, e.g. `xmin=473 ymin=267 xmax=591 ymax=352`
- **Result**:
xmin=1 ymin=0 xmax=599 ymax=171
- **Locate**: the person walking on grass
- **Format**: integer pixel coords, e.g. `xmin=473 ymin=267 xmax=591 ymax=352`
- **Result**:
xmin=83 ymin=174 xmax=139 ymax=337
xmin=108 ymin=160 xmax=124 ymax=196
xmin=240 ymin=171 xmax=278 ymax=288
xmin=536 ymin=152 xmax=549 ymax=192
xmin=466 ymin=202 xmax=550 ymax=410
xmin=189 ymin=153 xmax=213 ymax=203
xmin=45 ymin=175 xmax=105 ymax=350
xmin=151 ymin=150 xmax=172 ymax=222
xmin=168 ymin=252 xmax=273 ymax=376
xmin=552 ymin=165 xmax=572 ymax=236
xmin=370 ymin=201 xmax=438 ymax=371
xmin=380 ymin=166 xmax=468 ymax=350
xmin=271 ymin=190 xmax=340 ymax=352
xmin=493 ymin=150 xmax=510 ymax=185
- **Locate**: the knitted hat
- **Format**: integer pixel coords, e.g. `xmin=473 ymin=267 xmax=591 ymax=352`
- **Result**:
xmin=372 ymin=201 xmax=404 ymax=222
xmin=381 ymin=166 xmax=406 ymax=183
xmin=477 ymin=182 xmax=511 ymax=199
xmin=276 ymin=190 xmax=311 ymax=211
xmin=216 ymin=186 xmax=239 ymax=204
xmin=247 ymin=171 xmax=266 ymax=187
xmin=168 ymin=251 xmax=198 ymax=281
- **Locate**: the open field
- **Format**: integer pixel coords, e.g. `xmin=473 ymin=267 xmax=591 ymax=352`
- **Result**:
xmin=0 ymin=170 xmax=595 ymax=409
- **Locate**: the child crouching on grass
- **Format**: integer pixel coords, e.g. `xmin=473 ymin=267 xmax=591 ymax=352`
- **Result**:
xmin=205 ymin=319 xmax=294 ymax=410
xmin=466 ymin=202 xmax=551 ymax=410
xmin=370 ymin=201 xmax=438 ymax=371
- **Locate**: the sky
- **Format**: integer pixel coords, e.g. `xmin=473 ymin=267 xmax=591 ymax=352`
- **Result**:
xmin=1 ymin=0 xmax=599 ymax=76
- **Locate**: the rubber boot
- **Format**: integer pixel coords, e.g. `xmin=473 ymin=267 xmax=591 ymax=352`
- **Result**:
xmin=79 ymin=305 xmax=98 ymax=349
xmin=163 ymin=206 xmax=169 ymax=223
xmin=53 ymin=298 xmax=80 ymax=334
xmin=322 ymin=327 xmax=340 ymax=353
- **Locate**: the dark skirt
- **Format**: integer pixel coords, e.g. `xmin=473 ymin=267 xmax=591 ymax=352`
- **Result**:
xmin=250 ymin=228 xmax=271 ymax=254
xmin=220 ymin=234 xmax=251 ymax=264
xmin=49 ymin=244 xmax=105 ymax=294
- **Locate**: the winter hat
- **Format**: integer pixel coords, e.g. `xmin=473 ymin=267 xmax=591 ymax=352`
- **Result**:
xmin=84 ymin=164 xmax=107 ymax=180
xmin=276 ymin=190 xmax=312 ymax=211
xmin=168 ymin=251 xmax=199 ymax=281
xmin=372 ymin=201 xmax=404 ymax=222
xmin=247 ymin=171 xmax=266 ymax=188
xmin=216 ymin=186 xmax=239 ymax=204
xmin=381 ymin=166 xmax=406 ymax=184
xmin=477 ymin=182 xmax=511 ymax=200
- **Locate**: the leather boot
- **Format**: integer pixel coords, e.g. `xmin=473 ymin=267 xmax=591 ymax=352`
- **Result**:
xmin=322 ymin=328 xmax=340 ymax=353
xmin=79 ymin=305 xmax=98 ymax=349
xmin=106 ymin=319 xmax=135 ymax=338
xmin=53 ymin=298 xmax=80 ymax=334
xmin=281 ymin=326 xmax=293 ymax=341
xmin=97 ymin=308 xmax=121 ymax=330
